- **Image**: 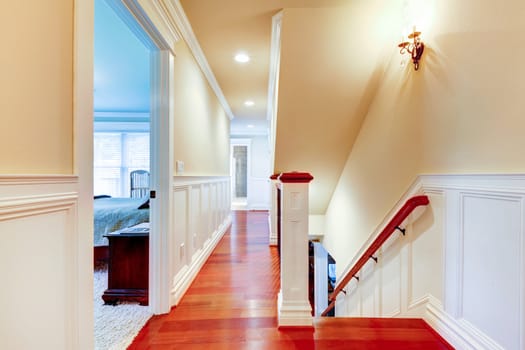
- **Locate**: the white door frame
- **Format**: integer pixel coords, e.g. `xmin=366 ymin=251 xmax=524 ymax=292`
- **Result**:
xmin=106 ymin=0 xmax=176 ymax=315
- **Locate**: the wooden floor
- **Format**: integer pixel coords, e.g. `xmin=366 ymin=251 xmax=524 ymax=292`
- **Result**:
xmin=129 ymin=211 xmax=453 ymax=349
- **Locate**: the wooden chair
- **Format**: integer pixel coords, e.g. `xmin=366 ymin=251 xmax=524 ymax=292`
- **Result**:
xmin=130 ymin=170 xmax=150 ymax=198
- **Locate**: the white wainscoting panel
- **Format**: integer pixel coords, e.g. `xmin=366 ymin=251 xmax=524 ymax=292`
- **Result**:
xmin=408 ymin=193 xmax=444 ymax=311
xmin=460 ymin=193 xmax=521 ymax=350
xmin=0 ymin=176 xmax=79 ymax=349
xmin=379 ymin=235 xmax=403 ymax=318
xmin=172 ymin=188 xmax=188 ymax=269
xmin=333 ymin=174 xmax=525 ymax=350
xmin=169 ymin=176 xmax=231 ymax=306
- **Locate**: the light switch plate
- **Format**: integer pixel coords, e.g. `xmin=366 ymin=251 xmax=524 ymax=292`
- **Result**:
xmin=176 ymin=160 xmax=184 ymax=175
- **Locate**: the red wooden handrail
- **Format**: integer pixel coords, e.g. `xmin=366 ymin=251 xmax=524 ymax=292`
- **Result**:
xmin=321 ymin=195 xmax=430 ymax=316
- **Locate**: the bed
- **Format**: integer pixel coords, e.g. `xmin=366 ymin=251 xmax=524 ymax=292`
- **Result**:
xmin=94 ymin=197 xmax=149 ymax=265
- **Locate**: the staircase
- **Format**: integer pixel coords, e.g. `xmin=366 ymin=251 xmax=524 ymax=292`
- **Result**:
xmin=129 ymin=211 xmax=453 ymax=349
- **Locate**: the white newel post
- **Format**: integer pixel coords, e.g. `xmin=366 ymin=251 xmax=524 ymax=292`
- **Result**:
xmin=277 ymin=172 xmax=314 ymax=327
xmin=269 ymin=174 xmax=279 ymax=246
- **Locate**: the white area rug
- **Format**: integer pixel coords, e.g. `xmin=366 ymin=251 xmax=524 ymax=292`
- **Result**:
xmin=94 ymin=268 xmax=152 ymax=350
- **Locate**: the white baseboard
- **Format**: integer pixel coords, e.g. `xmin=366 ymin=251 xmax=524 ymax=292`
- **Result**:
xmin=425 ymin=297 xmax=505 ymax=350
xmin=277 ymin=291 xmax=313 ymax=327
xmin=249 ymin=203 xmax=270 ymax=210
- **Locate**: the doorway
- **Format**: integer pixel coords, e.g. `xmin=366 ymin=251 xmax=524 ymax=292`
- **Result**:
xmin=92 ymin=0 xmax=174 ymax=322
xmin=231 ymin=139 xmax=251 ymax=210
xmin=93 ymin=0 xmax=154 ymax=346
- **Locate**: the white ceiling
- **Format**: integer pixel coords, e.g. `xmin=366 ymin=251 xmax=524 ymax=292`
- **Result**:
xmin=94 ymin=0 xmax=150 ymax=114
xmin=179 ymin=0 xmax=350 ymax=136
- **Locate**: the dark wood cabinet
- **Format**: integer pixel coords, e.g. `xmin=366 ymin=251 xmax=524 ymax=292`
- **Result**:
xmin=102 ymin=224 xmax=149 ymax=306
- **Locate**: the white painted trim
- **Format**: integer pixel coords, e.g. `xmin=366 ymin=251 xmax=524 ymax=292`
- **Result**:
xmin=149 ymin=49 xmax=175 ymax=315
xmin=74 ymin=0 xmax=94 ymax=347
xmin=0 ymin=193 xmax=78 ymax=220
xmin=269 ymin=215 xmax=278 ymax=245
xmin=0 ymin=175 xmax=78 ymax=185
xmin=121 ymin=0 xmax=179 ymax=52
xmin=94 ymin=111 xmax=150 ymax=119
xmin=266 ymin=10 xmax=283 ymax=123
xmin=173 ymin=175 xmax=231 ymax=187
xmin=277 ymin=292 xmax=314 ymax=327
xmin=248 ymin=203 xmax=270 ymax=211
xmin=425 ymin=296 xmax=505 ymax=350
xmin=105 ymin=0 xmax=156 ymax=50
xmin=94 ymin=122 xmax=150 ymax=133
xmin=170 ymin=214 xmax=232 ymax=305
xmin=267 ymin=11 xmax=283 ymax=172
xmin=278 ymin=180 xmax=313 ymax=326
xmin=269 ymin=178 xmax=279 ymax=246
xmin=420 ymin=173 xmax=525 ymax=194
xmin=231 ymin=129 xmax=270 ymax=137
xmin=165 ymin=0 xmax=235 ymax=120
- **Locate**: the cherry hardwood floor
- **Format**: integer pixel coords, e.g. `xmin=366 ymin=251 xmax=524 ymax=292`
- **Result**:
xmin=129 ymin=211 xmax=453 ymax=349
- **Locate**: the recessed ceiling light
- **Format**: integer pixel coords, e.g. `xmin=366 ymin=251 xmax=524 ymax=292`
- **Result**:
xmin=247 ymin=124 xmax=255 ymax=128
xmin=244 ymin=100 xmax=255 ymax=107
xmin=234 ymin=52 xmax=250 ymax=63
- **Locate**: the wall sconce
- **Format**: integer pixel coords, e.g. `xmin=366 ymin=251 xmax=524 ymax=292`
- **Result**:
xmin=398 ymin=28 xmax=424 ymax=70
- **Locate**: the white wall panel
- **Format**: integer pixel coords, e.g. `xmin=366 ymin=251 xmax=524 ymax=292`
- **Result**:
xmin=409 ymin=193 xmax=444 ymax=307
xmin=0 ymin=177 xmax=79 ymax=349
xmin=359 ymin=261 xmax=377 ymax=316
xmin=190 ymin=186 xmax=201 ymax=252
xmin=461 ymin=194 xmax=522 ymax=350
xmin=172 ymin=188 xmax=187 ymax=270
xmin=170 ymin=176 xmax=231 ymax=306
xmin=380 ymin=239 xmax=402 ymax=317
xmin=201 ymin=184 xmax=210 ymax=240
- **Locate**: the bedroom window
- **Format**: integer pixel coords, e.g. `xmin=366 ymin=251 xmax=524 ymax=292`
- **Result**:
xmin=94 ymin=132 xmax=150 ymax=197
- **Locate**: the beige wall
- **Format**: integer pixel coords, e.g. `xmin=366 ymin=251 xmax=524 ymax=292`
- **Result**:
xmin=0 ymin=1 xmax=73 ymax=174
xmin=172 ymin=40 xmax=230 ymax=176
xmin=323 ymin=0 xmax=525 ymax=273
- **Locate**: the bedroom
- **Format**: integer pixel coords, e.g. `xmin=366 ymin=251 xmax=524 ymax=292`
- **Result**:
xmin=93 ymin=0 xmax=151 ymax=259
xmin=93 ymin=0 xmax=153 ymax=346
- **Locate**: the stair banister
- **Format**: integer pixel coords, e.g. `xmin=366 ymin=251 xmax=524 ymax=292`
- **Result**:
xmin=321 ymin=195 xmax=430 ymax=317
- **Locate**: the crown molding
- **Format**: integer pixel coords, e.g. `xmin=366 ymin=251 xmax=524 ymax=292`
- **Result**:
xmin=105 ymin=0 xmax=178 ymax=52
xmin=164 ymin=0 xmax=235 ymax=120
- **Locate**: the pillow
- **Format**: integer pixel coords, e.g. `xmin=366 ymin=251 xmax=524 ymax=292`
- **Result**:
xmin=94 ymin=195 xmax=111 ymax=200
xmin=138 ymin=198 xmax=149 ymax=209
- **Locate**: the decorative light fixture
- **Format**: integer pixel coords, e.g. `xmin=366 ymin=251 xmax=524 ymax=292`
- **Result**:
xmin=244 ymin=100 xmax=254 ymax=107
xmin=234 ymin=52 xmax=250 ymax=63
xmin=398 ymin=27 xmax=424 ymax=70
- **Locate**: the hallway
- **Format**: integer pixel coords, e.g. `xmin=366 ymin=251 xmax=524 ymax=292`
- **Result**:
xmin=129 ymin=211 xmax=453 ymax=349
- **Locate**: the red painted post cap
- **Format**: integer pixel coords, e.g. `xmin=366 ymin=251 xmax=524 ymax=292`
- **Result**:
xmin=278 ymin=172 xmax=314 ymax=183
